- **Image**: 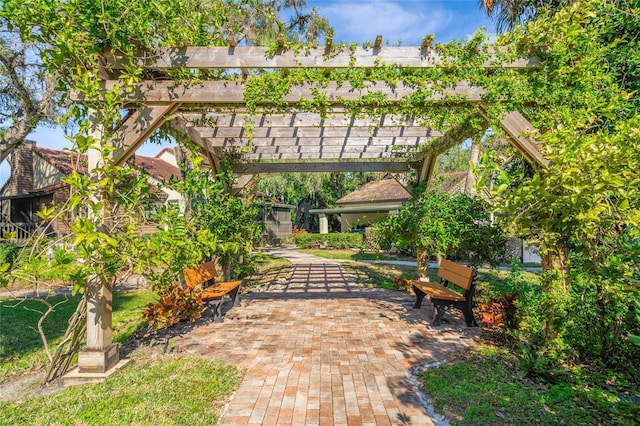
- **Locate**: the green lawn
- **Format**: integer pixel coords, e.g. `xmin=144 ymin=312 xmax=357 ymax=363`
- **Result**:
xmin=0 ymin=289 xmax=155 ymax=381
xmin=420 ymin=345 xmax=626 ymax=425
xmin=0 ymin=356 xmax=241 ymax=425
xmin=298 ymin=248 xmax=408 ymax=262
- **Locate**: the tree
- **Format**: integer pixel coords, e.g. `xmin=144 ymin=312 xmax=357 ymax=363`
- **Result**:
xmin=0 ymin=0 xmax=332 ymax=379
xmin=479 ymin=0 xmax=640 ymax=358
xmin=0 ymin=26 xmax=59 ymax=163
xmin=255 ymin=171 xmax=382 ymax=231
xmin=377 ymin=190 xmax=505 ymax=278
xmin=479 ymin=0 xmax=576 ymax=31
xmin=228 ymin=0 xmax=330 ymax=45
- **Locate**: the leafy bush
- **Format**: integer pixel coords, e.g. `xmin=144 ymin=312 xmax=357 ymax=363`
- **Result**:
xmin=142 ymin=283 xmax=204 ymax=330
xmin=294 ymin=232 xmax=363 ymax=249
xmin=376 ymin=190 xmax=506 ymax=270
xmin=0 ymin=243 xmax=21 ymax=267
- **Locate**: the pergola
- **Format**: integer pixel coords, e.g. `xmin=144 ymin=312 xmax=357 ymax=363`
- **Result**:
xmin=67 ymin=36 xmax=548 ymax=381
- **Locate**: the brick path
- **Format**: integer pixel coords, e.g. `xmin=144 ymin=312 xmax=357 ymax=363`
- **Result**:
xmin=171 ymin=251 xmax=479 ymax=425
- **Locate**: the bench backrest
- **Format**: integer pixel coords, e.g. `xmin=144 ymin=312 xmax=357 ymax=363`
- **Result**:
xmin=183 ymin=260 xmax=217 ymax=290
xmin=437 ymin=259 xmax=475 ymax=290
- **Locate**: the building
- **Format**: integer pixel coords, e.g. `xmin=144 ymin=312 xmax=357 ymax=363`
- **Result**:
xmin=0 ymin=142 xmax=181 ymax=241
xmin=310 ymin=172 xmax=469 ymax=234
xmin=257 ymin=200 xmax=295 ymax=244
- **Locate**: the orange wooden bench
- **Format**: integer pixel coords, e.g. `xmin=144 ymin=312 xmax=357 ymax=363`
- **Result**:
xmin=410 ymin=259 xmax=478 ymax=327
xmin=183 ymin=260 xmax=242 ymax=323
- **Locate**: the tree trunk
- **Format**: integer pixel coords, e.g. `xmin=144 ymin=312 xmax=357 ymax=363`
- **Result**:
xmin=540 ymin=240 xmax=570 ymax=342
xmin=222 ymin=260 xmax=232 ymax=281
xmin=417 ymin=249 xmax=429 ymax=280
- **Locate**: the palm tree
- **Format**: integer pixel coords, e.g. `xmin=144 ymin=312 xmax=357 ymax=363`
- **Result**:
xmin=479 ymin=0 xmax=576 ymax=32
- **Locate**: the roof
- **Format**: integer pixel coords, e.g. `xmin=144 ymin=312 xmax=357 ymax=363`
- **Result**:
xmin=428 ymin=171 xmax=468 ymax=194
xmin=34 ymin=146 xmax=87 ymax=175
xmin=336 ymin=179 xmax=411 ymax=205
xmin=133 ymin=154 xmax=180 ymax=183
xmin=33 ymin=146 xmax=180 ymax=183
xmin=336 ymin=172 xmax=470 ymax=206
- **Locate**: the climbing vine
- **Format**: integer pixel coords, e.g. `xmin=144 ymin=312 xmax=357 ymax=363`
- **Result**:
xmin=0 ymin=0 xmax=638 ymax=375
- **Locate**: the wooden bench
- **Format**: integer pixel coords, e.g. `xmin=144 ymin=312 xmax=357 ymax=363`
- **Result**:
xmin=183 ymin=260 xmax=242 ymax=323
xmin=411 ymin=259 xmax=479 ymax=327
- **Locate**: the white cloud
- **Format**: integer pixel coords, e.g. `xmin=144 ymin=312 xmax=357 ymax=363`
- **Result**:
xmin=317 ymin=1 xmax=453 ymax=45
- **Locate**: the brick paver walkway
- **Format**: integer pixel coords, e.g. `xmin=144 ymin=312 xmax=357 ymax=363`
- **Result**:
xmin=171 ymin=251 xmax=479 ymax=425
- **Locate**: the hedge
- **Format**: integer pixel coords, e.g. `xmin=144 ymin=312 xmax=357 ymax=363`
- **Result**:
xmin=294 ymin=233 xmax=363 ymax=249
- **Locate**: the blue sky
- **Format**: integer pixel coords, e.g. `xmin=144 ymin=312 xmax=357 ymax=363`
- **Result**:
xmin=0 ymin=0 xmax=496 ymax=185
xmin=310 ymin=0 xmax=494 ymax=45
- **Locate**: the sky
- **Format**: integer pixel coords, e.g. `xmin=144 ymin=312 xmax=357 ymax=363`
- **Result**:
xmin=0 ymin=0 xmax=496 ymax=186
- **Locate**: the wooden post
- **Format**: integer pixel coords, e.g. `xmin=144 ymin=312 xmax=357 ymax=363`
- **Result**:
xmin=76 ymin=110 xmax=120 ymax=375
xmin=61 ymin=109 xmax=133 ymax=386
xmin=78 ymin=275 xmax=118 ymax=373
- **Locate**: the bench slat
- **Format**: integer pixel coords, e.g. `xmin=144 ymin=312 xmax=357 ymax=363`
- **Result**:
xmin=201 ymin=280 xmax=242 ymax=300
xmin=412 ymin=281 xmax=465 ymax=302
xmin=437 ymin=259 xmax=474 ymax=290
xmin=184 ymin=260 xmax=217 ymax=290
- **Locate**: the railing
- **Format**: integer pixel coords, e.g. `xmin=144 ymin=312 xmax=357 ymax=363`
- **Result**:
xmin=0 ymin=222 xmax=37 ymax=243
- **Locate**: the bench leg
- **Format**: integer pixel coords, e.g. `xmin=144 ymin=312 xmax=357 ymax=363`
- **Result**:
xmin=432 ymin=304 xmax=446 ymax=326
xmin=229 ymin=284 xmax=241 ymax=307
xmin=209 ymin=299 xmax=224 ymax=323
xmin=412 ymin=285 xmax=426 ymax=309
xmin=462 ymin=305 xmax=478 ymax=327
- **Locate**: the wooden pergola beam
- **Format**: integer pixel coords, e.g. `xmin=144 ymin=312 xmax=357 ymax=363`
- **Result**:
xmin=241 ymin=151 xmax=405 ymax=160
xmin=418 ymin=153 xmax=438 ymax=185
xmin=233 ymin=161 xmax=410 ymax=174
xmin=72 ymin=80 xmax=486 ymax=104
xmin=102 ymin=46 xmax=540 ymax=71
xmin=499 ymin=111 xmax=549 ymax=167
xmin=247 ymin=145 xmax=412 ymax=154
xmin=170 ymin=116 xmax=223 ymax=174
xmin=180 ymin=112 xmax=430 ymax=129
xmin=203 ymin=136 xmax=435 ymax=148
xmin=231 ymin=174 xmax=255 ymax=195
xmin=415 ymin=117 xmax=487 ymax=185
xmin=195 ymin=126 xmax=440 ymax=139
xmin=111 ymin=103 xmax=181 ymax=167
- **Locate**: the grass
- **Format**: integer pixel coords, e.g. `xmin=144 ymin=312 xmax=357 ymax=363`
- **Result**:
xmin=420 ymin=345 xmax=623 ymax=425
xmin=0 ymin=356 xmax=242 ymax=425
xmin=243 ymin=252 xmax=292 ymax=289
xmin=0 ymin=289 xmax=155 ymax=382
xmin=342 ymin=262 xmax=421 ymax=289
xmin=298 ymin=248 xmax=409 ymax=262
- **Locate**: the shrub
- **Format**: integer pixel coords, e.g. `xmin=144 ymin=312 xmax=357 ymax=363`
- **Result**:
xmin=294 ymin=232 xmax=363 ymax=249
xmin=0 ymin=243 xmax=21 ymax=267
xmin=142 ymin=283 xmax=204 ymax=330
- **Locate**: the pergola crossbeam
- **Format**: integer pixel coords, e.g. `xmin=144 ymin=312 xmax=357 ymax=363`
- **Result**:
xmin=205 ymin=136 xmax=433 ymax=148
xmin=72 ymin=81 xmax=486 ymax=104
xmin=180 ymin=112 xmax=423 ymax=128
xmin=233 ymin=161 xmax=410 ymax=174
xmin=196 ymin=126 xmax=440 ymax=139
xmin=102 ymin=46 xmax=540 ymax=71
xmin=242 ymin=151 xmax=405 ymax=160
xmin=231 ymin=174 xmax=255 ymax=195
